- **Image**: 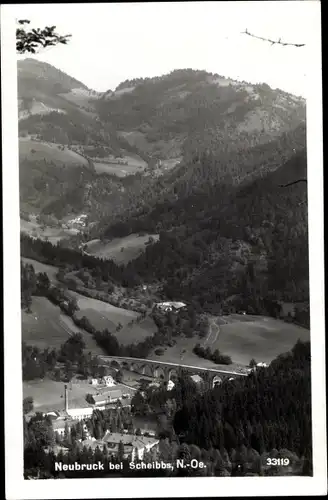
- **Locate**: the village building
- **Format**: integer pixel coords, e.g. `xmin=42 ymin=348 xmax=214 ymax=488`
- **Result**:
xmin=137 ymin=429 xmax=157 ymax=437
xmin=44 ymin=445 xmax=69 ymax=455
xmin=156 ymin=301 xmax=187 ymax=313
xmin=102 ymin=431 xmax=159 ymax=461
xmin=167 ymin=380 xmax=175 ymax=391
xmin=52 ymin=419 xmax=91 ymax=438
xmin=148 ymin=381 xmax=161 ymax=388
xmin=52 ymin=419 xmax=75 ymax=436
xmin=79 ymin=439 xmax=107 ymax=452
xmin=66 ymin=406 xmax=94 ymax=420
xmin=103 ymin=375 xmax=116 ymax=387
xmin=90 ymin=375 xmax=115 ymax=387
xmin=90 ymin=389 xmax=123 ymax=408
xmin=190 ymin=374 xmax=203 ymax=385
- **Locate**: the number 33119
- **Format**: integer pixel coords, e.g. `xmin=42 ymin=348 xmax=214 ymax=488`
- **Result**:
xmin=266 ymin=458 xmax=290 ymax=466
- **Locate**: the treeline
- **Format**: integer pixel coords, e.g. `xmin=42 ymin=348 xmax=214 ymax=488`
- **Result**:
xmin=119 ymin=150 xmax=309 ymax=319
xmin=174 ymin=341 xmax=311 ymax=462
xmin=24 ymin=342 xmax=312 ymax=478
xmin=21 ymin=234 xmax=139 ymax=287
xmin=22 ymin=259 xmax=210 ymax=362
xmin=24 ymin=433 xmax=309 ymax=479
xmin=131 ymin=341 xmax=312 ymax=474
xmin=193 ymin=344 xmax=232 ymax=365
xmin=21 ymin=260 xmax=157 ymax=362
xmin=22 ymin=335 xmax=107 ymax=382
xmin=21 ymin=261 xmax=51 ymax=310
xmin=96 ymin=132 xmax=305 ymax=240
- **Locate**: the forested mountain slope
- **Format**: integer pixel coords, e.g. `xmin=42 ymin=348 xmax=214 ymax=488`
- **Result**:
xmin=122 ymin=149 xmax=308 ymax=314
xmin=98 ymin=68 xmax=305 ymax=163
xmin=18 ymin=61 xmax=306 ymax=222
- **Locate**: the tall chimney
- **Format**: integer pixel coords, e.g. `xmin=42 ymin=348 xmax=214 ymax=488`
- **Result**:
xmin=64 ymin=384 xmax=68 ymax=412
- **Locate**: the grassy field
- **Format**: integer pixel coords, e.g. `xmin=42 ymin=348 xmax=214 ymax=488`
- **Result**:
xmin=23 ymin=378 xmax=135 ymax=413
xmin=85 ymin=233 xmax=160 ymax=264
xmin=21 ymin=218 xmax=79 ymax=244
xmin=21 ymin=257 xmax=156 ymax=346
xmin=71 ymin=292 xmax=157 ymax=345
xmin=93 ymin=154 xmax=147 ymax=177
xmin=22 ymin=296 xmax=105 ymax=354
xmin=147 ymin=314 xmax=310 ymax=370
xmin=147 ymin=336 xmax=225 ymax=369
xmin=19 ymin=138 xmax=90 ymax=168
xmin=213 ymin=315 xmax=310 ymax=366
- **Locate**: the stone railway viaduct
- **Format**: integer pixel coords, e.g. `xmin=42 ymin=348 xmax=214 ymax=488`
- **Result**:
xmin=100 ymin=356 xmax=249 ymax=389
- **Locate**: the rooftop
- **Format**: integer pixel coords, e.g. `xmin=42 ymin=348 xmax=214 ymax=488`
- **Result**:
xmin=80 ymin=439 xmax=105 ymax=451
xmin=52 ymin=418 xmax=75 ymax=430
xmin=103 ymin=431 xmax=159 ymax=449
xmin=44 ymin=445 xmax=69 ymax=455
xmin=66 ymin=398 xmax=94 ymax=410
xmin=157 ymin=301 xmax=186 ymax=309
xmin=93 ymin=389 xmax=122 ymax=403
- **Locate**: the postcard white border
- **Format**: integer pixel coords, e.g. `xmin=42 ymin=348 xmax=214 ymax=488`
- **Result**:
xmin=2 ymin=2 xmax=326 ymax=498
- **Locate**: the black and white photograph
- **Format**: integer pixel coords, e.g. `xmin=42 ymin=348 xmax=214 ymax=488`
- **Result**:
xmin=2 ymin=1 xmax=326 ymax=498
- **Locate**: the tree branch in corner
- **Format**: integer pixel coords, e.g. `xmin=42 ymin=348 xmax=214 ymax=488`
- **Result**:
xmin=241 ymin=29 xmax=305 ymax=47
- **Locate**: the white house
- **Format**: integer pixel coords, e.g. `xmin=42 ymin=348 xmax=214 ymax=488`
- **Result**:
xmin=156 ymin=301 xmax=187 ymax=313
xmin=103 ymin=375 xmax=116 ymax=387
xmin=167 ymin=380 xmax=175 ymax=391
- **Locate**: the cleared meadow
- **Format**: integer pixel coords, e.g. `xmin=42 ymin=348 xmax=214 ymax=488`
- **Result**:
xmin=19 ymin=138 xmax=89 ymax=168
xmin=21 ymin=218 xmax=79 ymax=244
xmin=85 ymin=233 xmax=160 ymax=264
xmin=213 ymin=315 xmax=310 ymax=365
xmin=21 ymin=257 xmax=59 ymax=282
xmin=147 ymin=314 xmax=310 ymax=370
xmin=93 ymin=153 xmax=147 ymax=176
xmin=71 ymin=292 xmax=157 ymax=345
xmin=22 ymin=296 xmax=105 ymax=354
xmin=21 ymin=257 xmax=156 ymax=347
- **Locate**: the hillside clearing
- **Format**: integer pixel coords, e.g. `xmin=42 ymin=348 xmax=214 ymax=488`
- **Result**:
xmin=19 ymin=138 xmax=90 ymax=168
xmin=20 ymin=257 xmax=156 ymax=346
xmin=210 ymin=315 xmax=310 ymax=365
xmin=21 ymin=218 xmax=79 ymax=244
xmin=147 ymin=314 xmax=310 ymax=370
xmin=22 ymin=296 xmax=104 ymax=354
xmin=93 ymin=154 xmax=147 ymax=177
xmin=85 ymin=234 xmax=159 ymax=264
xmin=21 ymin=257 xmax=59 ymax=282
xmin=70 ymin=292 xmax=157 ymax=345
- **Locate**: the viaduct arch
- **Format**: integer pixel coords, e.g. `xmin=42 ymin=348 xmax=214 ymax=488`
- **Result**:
xmin=153 ymin=366 xmax=166 ymax=379
xmin=102 ymin=356 xmax=247 ymax=388
xmin=212 ymin=375 xmax=223 ymax=388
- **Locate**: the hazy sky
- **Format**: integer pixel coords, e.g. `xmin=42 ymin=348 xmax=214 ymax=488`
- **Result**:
xmin=12 ymin=1 xmax=320 ymax=96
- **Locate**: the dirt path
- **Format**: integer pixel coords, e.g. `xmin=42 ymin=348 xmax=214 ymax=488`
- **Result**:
xmin=204 ymin=317 xmax=221 ymax=347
